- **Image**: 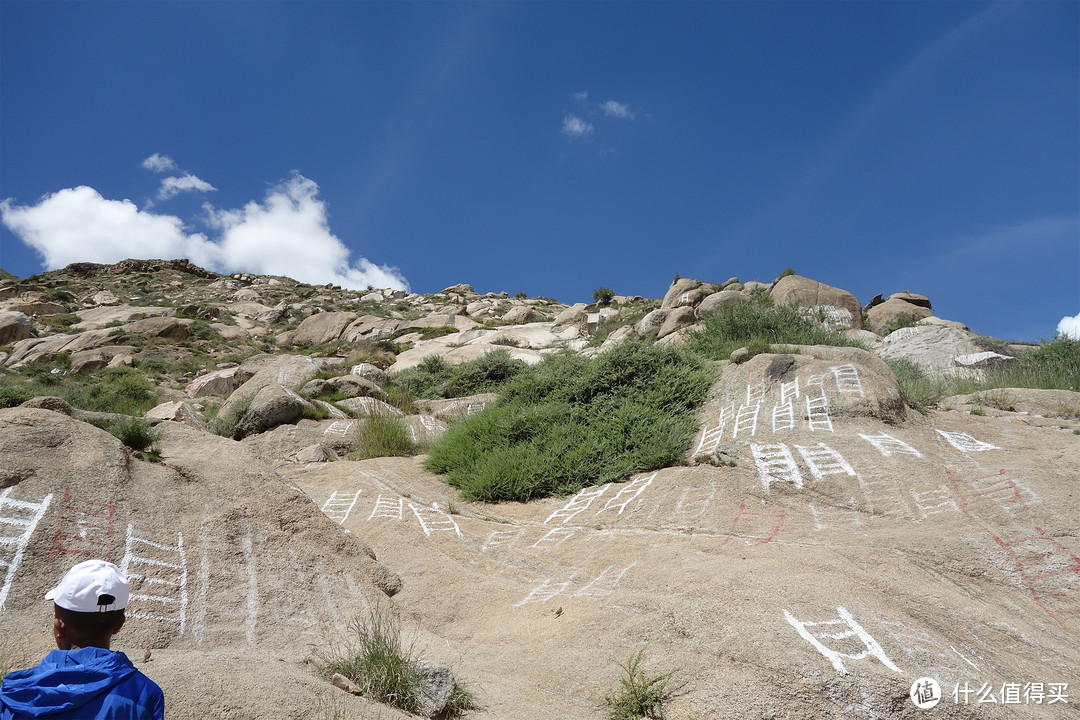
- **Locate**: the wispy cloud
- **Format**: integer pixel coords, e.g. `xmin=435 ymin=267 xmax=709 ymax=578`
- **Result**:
xmin=561 ymin=92 xmax=636 ymax=142
xmin=141 ymin=153 xmax=177 ymax=173
xmin=0 ymin=173 xmax=408 ymax=291
xmin=601 ymin=100 xmax=634 ymax=120
xmin=561 ymin=114 xmax=594 ymax=140
xmin=158 ymin=173 xmax=216 ymax=201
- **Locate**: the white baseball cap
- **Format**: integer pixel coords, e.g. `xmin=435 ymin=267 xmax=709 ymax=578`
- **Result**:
xmin=45 ymin=560 xmax=129 ymax=613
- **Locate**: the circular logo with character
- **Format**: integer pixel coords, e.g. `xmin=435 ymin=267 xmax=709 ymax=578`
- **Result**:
xmin=910 ymin=677 xmax=942 ymax=709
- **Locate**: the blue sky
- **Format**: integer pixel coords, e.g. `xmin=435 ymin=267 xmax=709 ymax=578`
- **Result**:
xmin=1 ymin=1 xmax=1077 ymax=342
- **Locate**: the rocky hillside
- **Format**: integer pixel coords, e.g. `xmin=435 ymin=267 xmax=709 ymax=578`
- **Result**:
xmin=1 ymin=259 xmax=1077 ymax=719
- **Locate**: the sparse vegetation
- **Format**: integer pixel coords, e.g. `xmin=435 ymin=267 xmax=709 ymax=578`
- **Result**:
xmin=424 ymin=342 xmax=712 ymax=502
xmin=392 ymin=350 xmax=528 ymax=400
xmin=603 ymin=647 xmax=686 ymax=720
xmin=690 ymin=293 xmax=866 ymax=360
xmin=210 ymin=393 xmax=254 ymax=438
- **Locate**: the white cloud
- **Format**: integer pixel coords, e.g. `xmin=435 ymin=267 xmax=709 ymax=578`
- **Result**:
xmin=204 ymin=173 xmax=407 ymax=290
xmin=158 ymin=174 xmax=216 ymax=201
xmin=573 ymin=90 xmax=589 ymax=104
xmin=1058 ymin=314 xmax=1080 ymax=339
xmin=561 ymin=114 xmax=594 ymax=139
xmin=0 ymin=187 xmax=218 ymax=270
xmin=141 ymin=153 xmax=177 ymax=173
xmin=601 ymin=100 xmax=634 ymax=119
xmin=0 ymin=174 xmax=408 ymax=291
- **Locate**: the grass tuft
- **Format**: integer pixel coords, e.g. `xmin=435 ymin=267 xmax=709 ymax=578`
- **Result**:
xmin=350 ymin=412 xmax=416 ymax=460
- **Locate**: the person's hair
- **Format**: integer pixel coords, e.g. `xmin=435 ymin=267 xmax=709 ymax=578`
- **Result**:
xmin=54 ymin=604 xmax=125 ymax=645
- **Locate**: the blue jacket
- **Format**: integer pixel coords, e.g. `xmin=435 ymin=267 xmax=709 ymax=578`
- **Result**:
xmin=0 ymin=648 xmax=163 ymax=719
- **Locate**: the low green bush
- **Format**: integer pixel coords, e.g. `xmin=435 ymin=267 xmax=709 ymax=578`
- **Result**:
xmin=0 ymin=385 xmax=32 ymax=408
xmin=424 ymin=342 xmax=712 ymax=502
xmin=103 ymin=417 xmax=161 ymax=453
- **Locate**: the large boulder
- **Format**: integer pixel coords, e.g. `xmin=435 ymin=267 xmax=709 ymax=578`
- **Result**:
xmin=402 ymin=314 xmax=480 ymax=333
xmin=879 ymin=319 xmax=983 ymax=376
xmin=340 ymin=315 xmax=402 ymax=342
xmin=0 ymin=311 xmax=33 ymax=345
xmin=2 ymin=300 xmax=67 ymax=316
xmin=865 ymin=297 xmax=932 ymax=333
xmin=234 ymin=383 xmax=309 ymax=438
xmin=657 ymin=306 xmax=696 ymax=339
xmin=69 ymin=346 xmax=137 ymax=374
xmin=633 ymin=309 xmax=669 ymax=339
xmin=185 ymin=367 xmax=241 ymax=397
xmin=73 ymin=305 xmax=171 ymax=330
xmin=770 ymin=275 xmax=863 ymax=330
xmin=661 ymin=278 xmax=703 ymax=309
xmin=123 ymin=316 xmax=191 ymax=341
xmin=218 ymin=355 xmax=321 ymax=418
xmin=502 ymin=305 xmax=543 ymax=324
xmin=290 ymin=311 xmax=357 ymax=346
xmin=696 ymin=290 xmax=749 ymax=317
xmin=301 ymin=375 xmax=384 ymax=400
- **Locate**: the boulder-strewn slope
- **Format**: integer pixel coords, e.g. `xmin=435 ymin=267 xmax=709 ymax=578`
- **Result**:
xmin=1 ymin=260 xmax=1077 ymax=719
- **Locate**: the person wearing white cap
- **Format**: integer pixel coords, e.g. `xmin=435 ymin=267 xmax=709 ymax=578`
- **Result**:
xmin=0 ymin=560 xmax=164 ymax=719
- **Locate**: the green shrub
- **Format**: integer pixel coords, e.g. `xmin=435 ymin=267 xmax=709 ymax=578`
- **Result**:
xmin=593 ymin=287 xmax=616 ymax=307
xmin=0 ymin=385 xmax=32 ymax=408
xmin=104 ymin=417 xmax=161 ymax=453
xmin=603 ymin=647 xmax=686 ymax=720
xmin=351 ymin=413 xmax=416 ymax=459
xmin=424 ymin=342 xmax=712 ymax=502
xmin=690 ymin=294 xmax=865 ymax=360
xmin=775 ymin=267 xmax=796 ymax=281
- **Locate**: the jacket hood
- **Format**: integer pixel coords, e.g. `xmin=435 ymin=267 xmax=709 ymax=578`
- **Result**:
xmin=1 ymin=648 xmax=137 ymax=717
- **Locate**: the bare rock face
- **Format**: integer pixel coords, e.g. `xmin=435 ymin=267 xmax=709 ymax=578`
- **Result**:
xmin=770 ymin=275 xmax=863 ymax=330
xmin=290 ymin=311 xmax=357 ymax=346
xmin=0 ymin=310 xmax=33 ymax=345
xmin=661 ymin=277 xmax=703 ymax=309
xmin=123 ymin=316 xmax=191 ymax=341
